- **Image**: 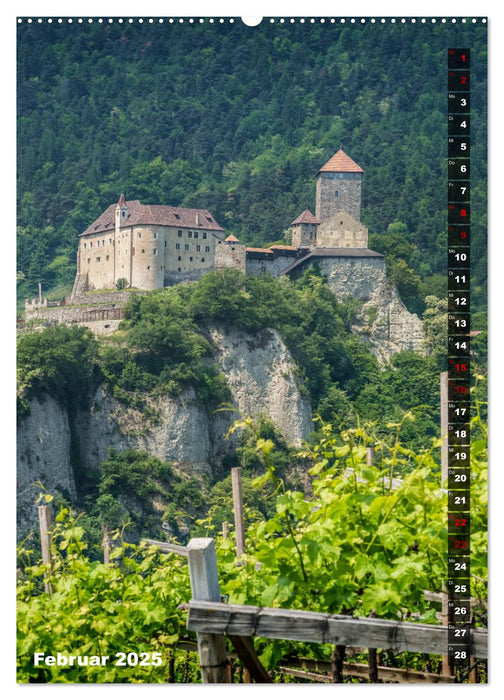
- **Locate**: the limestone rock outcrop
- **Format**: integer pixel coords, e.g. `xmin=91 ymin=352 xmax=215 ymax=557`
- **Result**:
xmin=17 ymin=396 xmax=77 ymax=532
xmin=317 ymin=257 xmax=426 ymax=363
xmin=17 ymin=326 xmax=313 ymax=535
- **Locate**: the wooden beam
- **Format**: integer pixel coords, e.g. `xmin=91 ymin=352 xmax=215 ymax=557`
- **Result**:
xmin=440 ymin=371 xmax=449 ymax=486
xmin=231 ymin=467 xmax=245 ymax=555
xmin=38 ymin=505 xmax=53 ymax=596
xmin=423 ymin=590 xmax=486 ymax=609
xmin=279 ymin=667 xmax=329 ymax=683
xmin=187 ymin=539 xmax=229 ymax=683
xmin=331 ymin=644 xmax=345 ymax=682
xmin=102 ymin=526 xmax=112 ymax=564
xmin=142 ymin=539 xmax=188 ymax=556
xmin=187 ymin=600 xmax=487 ymax=658
xmin=227 ymin=635 xmax=272 ymax=683
xmin=280 ymin=660 xmax=455 ymax=684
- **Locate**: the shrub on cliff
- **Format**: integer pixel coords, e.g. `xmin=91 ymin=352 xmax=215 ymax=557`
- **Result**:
xmin=17 ymin=325 xmax=99 ymax=410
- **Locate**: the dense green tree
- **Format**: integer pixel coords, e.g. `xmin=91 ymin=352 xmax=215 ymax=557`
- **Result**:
xmin=17 ymin=326 xmax=99 ymax=407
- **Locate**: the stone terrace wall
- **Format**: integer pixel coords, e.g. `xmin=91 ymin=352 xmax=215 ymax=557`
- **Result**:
xmin=24 ymin=304 xmax=124 ymax=324
xmin=24 ymin=290 xmax=147 ymax=324
xmin=69 ymin=290 xmax=146 ymax=305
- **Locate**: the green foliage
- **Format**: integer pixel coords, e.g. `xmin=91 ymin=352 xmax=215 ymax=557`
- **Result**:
xmin=215 ymin=411 xmax=487 ymax=627
xmin=17 ymin=510 xmax=197 ymax=683
xmin=353 ymin=351 xmax=441 ymax=455
xmin=17 ymin=403 xmax=487 ymax=683
xmin=100 ymin=287 xmax=231 ymax=406
xmin=99 ymin=449 xmax=173 ymax=501
xmin=207 ymin=474 xmax=275 ymax=527
xmin=386 ymin=257 xmax=423 ymax=315
xmin=17 ymin=326 xmax=99 ymax=408
xmin=422 ymin=295 xmax=448 ymax=364
xmin=16 ymin=269 xmax=447 ymax=458
xmin=369 ymin=222 xmax=424 ymax=314
xmin=188 ymin=268 xmax=381 ymax=408
xmin=116 ymin=277 xmax=129 ymax=290
xmin=83 ymin=448 xmax=206 ymax=542
xmin=235 ymin=414 xmax=292 ymax=477
xmin=100 ymin=270 xmax=382 ymax=414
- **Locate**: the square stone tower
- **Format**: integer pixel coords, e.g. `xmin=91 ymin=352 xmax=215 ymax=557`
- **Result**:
xmin=315 ymin=149 xmax=363 ymax=223
xmin=290 ymin=209 xmax=320 ymax=247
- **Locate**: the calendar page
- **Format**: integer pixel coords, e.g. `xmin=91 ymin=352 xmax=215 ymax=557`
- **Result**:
xmin=15 ymin=5 xmax=488 ymax=687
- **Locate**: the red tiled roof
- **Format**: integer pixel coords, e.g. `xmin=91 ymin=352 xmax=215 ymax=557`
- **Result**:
xmin=318 ymin=149 xmax=363 ymax=174
xmin=80 ymin=199 xmax=224 ymax=236
xmin=118 ymin=193 xmax=126 ymax=207
xmin=269 ymin=244 xmax=299 ymax=251
xmin=245 ymin=247 xmax=273 ymax=254
xmin=225 ymin=234 xmax=240 ymax=242
xmin=290 ymin=209 xmax=320 ymax=225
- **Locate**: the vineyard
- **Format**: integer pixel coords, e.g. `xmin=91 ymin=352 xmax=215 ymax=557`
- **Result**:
xmin=17 ymin=405 xmax=487 ymax=684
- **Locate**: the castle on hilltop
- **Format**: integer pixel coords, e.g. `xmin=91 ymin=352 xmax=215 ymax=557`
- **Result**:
xmin=70 ymin=149 xmax=383 ymax=295
xmin=26 ymin=150 xmax=425 ymax=360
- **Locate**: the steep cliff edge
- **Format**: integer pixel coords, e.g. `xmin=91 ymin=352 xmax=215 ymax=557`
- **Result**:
xmin=208 ymin=326 xmax=312 ymax=446
xmin=17 ymin=326 xmax=313 ymax=535
xmin=17 ymin=396 xmax=77 ymax=533
xmin=317 ymin=258 xmax=426 ymax=363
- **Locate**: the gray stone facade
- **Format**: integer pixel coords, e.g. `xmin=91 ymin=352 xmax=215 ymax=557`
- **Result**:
xmin=316 ymin=172 xmax=362 ymax=223
xmin=215 ymin=238 xmax=247 ymax=272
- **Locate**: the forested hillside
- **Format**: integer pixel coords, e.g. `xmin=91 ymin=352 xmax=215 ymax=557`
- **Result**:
xmin=17 ymin=19 xmax=487 ymax=314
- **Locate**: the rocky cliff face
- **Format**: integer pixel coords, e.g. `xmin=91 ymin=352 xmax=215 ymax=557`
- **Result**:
xmin=317 ymin=257 xmax=426 ymax=363
xmin=17 ymin=326 xmax=313 ymax=535
xmin=17 ymin=396 xmax=77 ymax=532
xmin=208 ymin=327 xmax=312 ymax=446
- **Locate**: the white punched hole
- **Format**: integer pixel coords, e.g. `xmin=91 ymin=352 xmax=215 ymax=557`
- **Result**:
xmin=241 ymin=16 xmax=263 ymax=26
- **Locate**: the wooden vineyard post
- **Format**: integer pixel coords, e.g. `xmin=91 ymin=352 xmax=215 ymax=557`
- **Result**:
xmin=102 ymin=525 xmax=112 ymax=564
xmin=38 ymin=504 xmax=53 ymax=596
xmin=440 ymin=371 xmax=452 ymax=677
xmin=368 ymin=610 xmax=379 ymax=682
xmin=469 ymin=615 xmax=478 ymax=683
xmin=440 ymin=371 xmax=449 ymax=486
xmin=365 ymin=447 xmax=379 ymax=686
xmin=187 ymin=538 xmax=229 ymax=683
xmin=222 ymin=521 xmax=229 ymax=540
xmin=331 ymin=644 xmax=346 ymax=683
xmin=231 ymin=467 xmax=245 ymax=556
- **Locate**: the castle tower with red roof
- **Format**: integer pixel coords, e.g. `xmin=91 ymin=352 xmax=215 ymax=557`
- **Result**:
xmin=315 ymin=149 xmax=364 ymax=224
xmin=290 ymin=210 xmax=320 ymax=248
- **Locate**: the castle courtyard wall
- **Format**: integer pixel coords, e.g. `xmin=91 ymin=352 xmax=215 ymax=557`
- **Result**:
xmin=246 ymin=252 xmax=303 ymax=278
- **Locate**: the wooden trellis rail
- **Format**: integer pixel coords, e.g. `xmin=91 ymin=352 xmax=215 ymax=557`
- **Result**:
xmin=187 ymin=600 xmax=488 ymax=658
xmin=184 ymin=537 xmax=487 ymax=683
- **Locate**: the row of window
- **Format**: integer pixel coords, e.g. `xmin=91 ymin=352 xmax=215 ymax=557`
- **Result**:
xmin=177 ymin=230 xmax=208 ymax=239
xmin=176 ymin=243 xmax=210 ymax=252
xmin=83 ymin=239 xmax=113 ymax=249
xmin=323 ymin=172 xmax=362 ymax=180
xmin=85 ymin=241 xmax=211 ymax=254
xmin=87 ymin=251 xmax=209 ymax=265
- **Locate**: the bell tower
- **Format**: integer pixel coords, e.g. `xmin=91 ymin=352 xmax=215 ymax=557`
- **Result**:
xmin=315 ymin=149 xmax=363 ymax=223
xmin=115 ymin=193 xmax=129 ymax=234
